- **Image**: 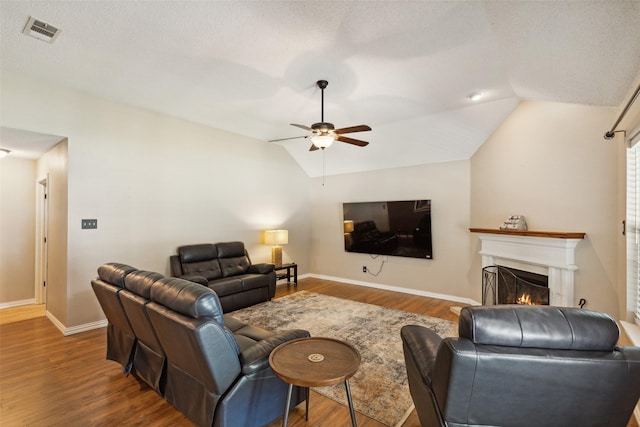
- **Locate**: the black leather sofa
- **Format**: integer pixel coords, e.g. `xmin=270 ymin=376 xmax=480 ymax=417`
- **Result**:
xmin=91 ymin=263 xmax=309 ymax=427
xmin=349 ymin=220 xmax=399 ymax=255
xmin=169 ymin=242 xmax=275 ymax=313
xmin=401 ymin=305 xmax=640 ymax=427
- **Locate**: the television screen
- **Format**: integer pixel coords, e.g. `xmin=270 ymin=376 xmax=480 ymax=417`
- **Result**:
xmin=342 ymin=200 xmax=432 ymax=259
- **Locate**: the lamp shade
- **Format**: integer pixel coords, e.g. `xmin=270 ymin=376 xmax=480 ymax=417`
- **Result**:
xmin=265 ymin=229 xmax=288 ymax=245
xmin=343 ymin=220 xmax=354 ymax=233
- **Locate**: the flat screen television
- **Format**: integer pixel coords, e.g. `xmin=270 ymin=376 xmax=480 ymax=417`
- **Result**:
xmin=342 ymin=200 xmax=432 ymax=259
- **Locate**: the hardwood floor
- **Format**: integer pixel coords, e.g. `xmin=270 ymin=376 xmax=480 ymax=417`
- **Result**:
xmin=0 ymin=304 xmax=45 ymax=325
xmin=1 ymin=278 xmax=637 ymax=427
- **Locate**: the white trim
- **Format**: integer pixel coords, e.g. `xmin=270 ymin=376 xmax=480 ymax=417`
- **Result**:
xmin=0 ymin=298 xmax=36 ymax=309
xmin=474 ymin=233 xmax=583 ymax=307
xmin=620 ymin=321 xmax=640 ymax=426
xmin=621 ymin=320 xmax=640 ymax=347
xmin=308 ymin=273 xmax=480 ymax=305
xmin=45 ymin=310 xmax=107 ymax=336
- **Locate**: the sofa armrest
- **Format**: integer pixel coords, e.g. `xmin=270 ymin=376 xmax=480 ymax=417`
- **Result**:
xmin=239 ymin=329 xmax=310 ymax=374
xmin=248 ymin=263 xmax=275 ymax=274
xmin=401 ymin=325 xmax=443 ymax=387
xmin=179 ymin=274 xmax=208 ymax=286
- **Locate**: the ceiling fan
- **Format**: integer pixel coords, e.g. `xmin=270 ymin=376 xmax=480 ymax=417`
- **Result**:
xmin=269 ymin=80 xmax=372 ymax=151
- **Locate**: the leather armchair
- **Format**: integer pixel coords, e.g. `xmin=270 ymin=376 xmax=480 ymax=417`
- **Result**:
xmin=401 ymin=305 xmax=640 ymax=427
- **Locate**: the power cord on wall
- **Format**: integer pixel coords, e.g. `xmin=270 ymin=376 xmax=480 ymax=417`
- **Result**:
xmin=363 ymin=255 xmax=386 ymax=277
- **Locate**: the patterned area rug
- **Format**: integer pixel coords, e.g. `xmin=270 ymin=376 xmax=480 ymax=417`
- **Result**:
xmin=229 ymin=291 xmax=457 ymax=426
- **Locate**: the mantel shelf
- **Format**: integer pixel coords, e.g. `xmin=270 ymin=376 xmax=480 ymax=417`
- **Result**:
xmin=469 ymin=228 xmax=586 ymax=239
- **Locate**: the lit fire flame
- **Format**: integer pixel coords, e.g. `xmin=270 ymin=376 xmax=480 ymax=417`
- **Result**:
xmin=516 ymin=293 xmax=537 ymax=305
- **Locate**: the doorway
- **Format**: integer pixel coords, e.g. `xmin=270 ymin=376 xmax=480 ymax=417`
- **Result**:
xmin=35 ymin=177 xmax=48 ymax=306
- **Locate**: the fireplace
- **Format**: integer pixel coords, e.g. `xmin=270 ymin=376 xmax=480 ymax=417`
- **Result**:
xmin=470 ymin=228 xmax=585 ymax=307
xmin=482 ymin=265 xmax=549 ymax=305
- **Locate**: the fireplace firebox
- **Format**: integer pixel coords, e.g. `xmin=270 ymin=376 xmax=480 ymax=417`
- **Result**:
xmin=482 ymin=265 xmax=549 ymax=306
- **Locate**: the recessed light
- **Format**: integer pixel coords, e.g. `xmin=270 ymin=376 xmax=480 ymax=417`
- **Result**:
xmin=469 ymin=91 xmax=484 ymax=102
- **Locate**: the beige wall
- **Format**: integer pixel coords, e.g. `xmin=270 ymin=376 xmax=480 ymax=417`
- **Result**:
xmin=36 ymin=140 xmax=69 ymax=324
xmin=309 ymin=160 xmax=474 ymax=302
xmin=1 ymin=69 xmax=631 ymax=325
xmin=0 ymin=157 xmax=37 ymax=304
xmin=470 ymin=101 xmax=622 ymax=317
xmin=1 ymin=72 xmax=311 ymax=329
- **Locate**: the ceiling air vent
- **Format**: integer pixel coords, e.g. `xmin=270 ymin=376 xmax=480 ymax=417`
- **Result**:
xmin=22 ymin=17 xmax=62 ymax=44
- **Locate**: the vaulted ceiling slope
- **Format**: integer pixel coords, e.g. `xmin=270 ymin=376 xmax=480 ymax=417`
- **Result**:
xmin=2 ymin=1 xmax=639 ymax=176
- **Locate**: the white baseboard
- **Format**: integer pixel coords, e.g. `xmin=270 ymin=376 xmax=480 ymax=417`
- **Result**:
xmin=308 ymin=273 xmax=480 ymax=306
xmin=0 ymin=298 xmax=36 ymax=309
xmin=45 ymin=310 xmax=107 ymax=336
xmin=41 ymin=273 xmax=476 ymax=337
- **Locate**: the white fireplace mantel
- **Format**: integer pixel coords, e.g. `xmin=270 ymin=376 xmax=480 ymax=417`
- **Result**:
xmin=470 ymin=229 xmax=585 ymax=307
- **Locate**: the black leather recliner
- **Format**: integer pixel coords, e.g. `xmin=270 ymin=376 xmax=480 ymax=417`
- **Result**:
xmin=170 ymin=241 xmax=276 ymax=312
xmin=91 ymin=263 xmax=309 ymax=427
xmin=401 ymin=305 xmax=640 ymax=427
xmin=90 ymin=263 xmax=138 ymax=372
xmin=120 ymin=269 xmax=167 ymax=394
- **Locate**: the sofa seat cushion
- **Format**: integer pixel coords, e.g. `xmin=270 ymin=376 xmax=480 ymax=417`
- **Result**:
xmin=236 ymin=274 xmax=270 ymax=292
xmin=208 ymin=278 xmax=243 ymax=297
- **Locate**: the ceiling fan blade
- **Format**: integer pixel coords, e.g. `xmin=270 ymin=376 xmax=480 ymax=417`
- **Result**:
xmin=336 ymin=135 xmax=369 ymax=147
xmin=309 ymin=144 xmax=320 ymax=151
xmin=291 ymin=123 xmax=312 ymax=131
xmin=334 ymin=125 xmax=372 ymax=134
xmin=268 ymin=135 xmax=308 ymax=142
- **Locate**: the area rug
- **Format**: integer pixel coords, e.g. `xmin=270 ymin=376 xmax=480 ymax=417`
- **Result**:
xmin=229 ymin=291 xmax=458 ymax=426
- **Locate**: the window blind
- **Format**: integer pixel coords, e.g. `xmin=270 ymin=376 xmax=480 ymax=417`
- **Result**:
xmin=627 ymin=129 xmax=640 ymax=325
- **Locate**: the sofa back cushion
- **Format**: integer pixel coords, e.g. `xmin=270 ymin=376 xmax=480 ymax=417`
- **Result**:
xmin=150 ymin=276 xmax=224 ymax=324
xmin=178 ymin=244 xmax=223 ymax=280
xmin=217 ymin=242 xmax=250 ymax=277
xmin=98 ymin=262 xmax=138 ymax=288
xmin=459 ymin=305 xmax=619 ymax=351
xmin=124 ymin=270 xmax=164 ymax=299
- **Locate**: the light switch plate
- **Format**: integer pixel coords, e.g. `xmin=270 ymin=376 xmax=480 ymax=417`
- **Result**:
xmin=81 ymin=219 xmax=97 ymax=229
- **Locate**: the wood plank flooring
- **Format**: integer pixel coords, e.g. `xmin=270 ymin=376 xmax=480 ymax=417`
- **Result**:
xmin=0 ymin=304 xmax=45 ymax=325
xmin=1 ymin=277 xmax=637 ymax=427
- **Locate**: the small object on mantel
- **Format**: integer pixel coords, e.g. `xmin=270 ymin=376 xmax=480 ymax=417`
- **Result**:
xmin=469 ymin=228 xmax=586 ymax=239
xmin=499 ymin=215 xmax=527 ymax=231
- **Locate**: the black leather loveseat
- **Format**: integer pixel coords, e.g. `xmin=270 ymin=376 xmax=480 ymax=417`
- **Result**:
xmin=401 ymin=305 xmax=640 ymax=427
xmin=91 ymin=263 xmax=309 ymax=427
xmin=170 ymin=241 xmax=275 ymax=312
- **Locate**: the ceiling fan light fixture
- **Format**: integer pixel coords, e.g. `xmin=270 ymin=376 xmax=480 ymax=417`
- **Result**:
xmin=311 ymin=134 xmax=334 ymax=149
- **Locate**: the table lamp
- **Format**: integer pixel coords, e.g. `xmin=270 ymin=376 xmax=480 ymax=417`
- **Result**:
xmin=265 ymin=229 xmax=288 ymax=267
xmin=343 ymin=221 xmax=354 ymax=250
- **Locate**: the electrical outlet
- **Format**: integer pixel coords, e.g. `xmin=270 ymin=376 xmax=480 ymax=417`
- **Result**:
xmin=362 ymin=266 xmax=367 ymax=273
xmin=81 ymin=219 xmax=98 ymax=229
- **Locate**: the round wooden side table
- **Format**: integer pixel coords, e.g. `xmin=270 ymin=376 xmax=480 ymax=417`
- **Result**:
xmin=269 ymin=337 xmax=361 ymax=426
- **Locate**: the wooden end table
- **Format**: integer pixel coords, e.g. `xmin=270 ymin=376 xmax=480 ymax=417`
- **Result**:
xmin=269 ymin=337 xmax=361 ymax=426
xmin=274 ymin=263 xmax=297 ymax=287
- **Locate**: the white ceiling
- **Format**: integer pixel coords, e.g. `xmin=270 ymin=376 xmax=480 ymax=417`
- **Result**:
xmin=1 ymin=1 xmax=639 ymax=176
